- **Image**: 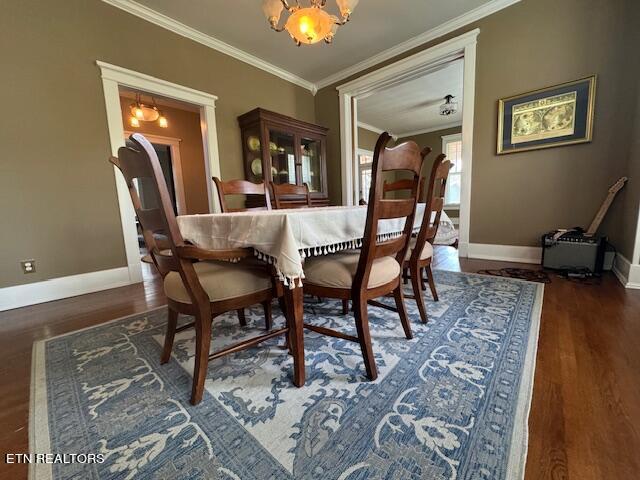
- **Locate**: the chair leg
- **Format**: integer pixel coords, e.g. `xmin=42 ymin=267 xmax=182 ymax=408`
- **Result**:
xmin=393 ymin=285 xmax=414 ymax=339
xmin=237 ymin=308 xmax=247 ymax=326
xmin=420 ymin=267 xmax=427 ymax=290
xmin=353 ymin=296 xmax=378 ymax=381
xmin=262 ymin=300 xmax=272 ymax=331
xmin=191 ymin=309 xmax=213 ymax=405
xmin=403 ymin=267 xmax=409 ymax=285
xmin=342 ymin=299 xmax=349 ymax=315
xmin=409 ymin=263 xmax=428 ymax=324
xmin=161 ymin=307 xmax=179 ymax=364
xmin=278 ymin=297 xmax=287 ymax=315
xmin=425 ymin=264 xmax=439 ymax=301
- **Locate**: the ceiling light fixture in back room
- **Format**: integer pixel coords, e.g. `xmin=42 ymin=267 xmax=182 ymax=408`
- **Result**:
xmin=440 ymin=95 xmax=458 ymax=116
xmin=129 ymin=93 xmax=168 ymax=128
xmin=262 ymin=0 xmax=359 ymax=46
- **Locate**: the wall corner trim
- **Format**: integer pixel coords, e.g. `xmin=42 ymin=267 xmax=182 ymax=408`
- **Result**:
xmin=0 ymin=267 xmax=136 ymax=312
xmin=613 ymin=253 xmax=640 ymax=289
xmin=100 ymin=0 xmax=315 ymax=92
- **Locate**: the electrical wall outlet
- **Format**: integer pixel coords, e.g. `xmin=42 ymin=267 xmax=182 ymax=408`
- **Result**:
xmin=21 ymin=260 xmax=36 ymax=274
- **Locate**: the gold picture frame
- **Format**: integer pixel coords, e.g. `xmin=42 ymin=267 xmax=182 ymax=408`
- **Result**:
xmin=497 ymin=75 xmax=597 ymax=154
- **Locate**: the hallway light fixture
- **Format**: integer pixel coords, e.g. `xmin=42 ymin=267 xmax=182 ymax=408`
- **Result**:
xmin=440 ymin=95 xmax=458 ymax=116
xmin=129 ymin=93 xmax=168 ymax=128
xmin=262 ymin=0 xmax=359 ymax=46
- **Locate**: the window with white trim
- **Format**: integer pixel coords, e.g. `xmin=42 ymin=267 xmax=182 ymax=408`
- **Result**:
xmin=442 ymin=133 xmax=462 ymax=206
xmin=357 ymin=150 xmax=374 ymax=203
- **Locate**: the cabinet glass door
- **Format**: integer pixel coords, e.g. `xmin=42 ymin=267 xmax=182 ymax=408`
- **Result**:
xmin=244 ymin=128 xmax=263 ymax=182
xmin=268 ymin=130 xmax=296 ymax=184
xmin=300 ymin=137 xmax=322 ymax=193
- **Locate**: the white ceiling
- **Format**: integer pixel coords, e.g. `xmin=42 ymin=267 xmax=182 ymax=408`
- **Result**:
xmin=111 ymin=0 xmax=514 ymax=89
xmin=358 ymin=59 xmax=463 ymax=137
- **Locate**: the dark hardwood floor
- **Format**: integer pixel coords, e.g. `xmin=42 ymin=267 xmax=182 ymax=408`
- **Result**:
xmin=1 ymin=247 xmax=639 ymax=479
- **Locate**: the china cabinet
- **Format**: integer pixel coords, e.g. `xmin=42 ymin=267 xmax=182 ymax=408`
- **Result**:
xmin=238 ymin=108 xmax=329 ymax=206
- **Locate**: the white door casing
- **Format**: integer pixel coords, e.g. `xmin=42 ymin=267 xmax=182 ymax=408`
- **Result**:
xmin=98 ymin=61 xmax=221 ymax=283
xmin=336 ymin=29 xmax=479 ymax=256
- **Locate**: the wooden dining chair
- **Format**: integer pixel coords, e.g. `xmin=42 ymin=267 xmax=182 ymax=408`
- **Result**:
xmin=270 ymin=182 xmax=312 ymax=209
xmin=383 ymin=177 xmax=427 ymax=201
xmin=385 ymin=154 xmax=451 ymax=323
xmin=213 ymin=177 xmax=271 ymax=212
xmin=302 ymin=133 xmax=429 ymax=381
xmin=110 ymin=133 xmax=291 ymax=405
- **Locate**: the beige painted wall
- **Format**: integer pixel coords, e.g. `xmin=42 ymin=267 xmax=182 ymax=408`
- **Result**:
xmin=357 ymin=127 xmax=380 ymax=152
xmin=119 ymin=98 xmax=209 ymax=214
xmin=316 ymin=0 xmax=639 ymax=254
xmin=599 ymin=1 xmax=640 ymax=263
xmin=0 ymin=0 xmax=315 ymax=288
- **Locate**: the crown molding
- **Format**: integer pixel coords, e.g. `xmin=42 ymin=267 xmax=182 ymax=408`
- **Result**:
xmin=357 ymin=121 xmax=385 ymax=135
xmin=395 ymin=121 xmax=462 ymax=139
xmin=316 ymin=0 xmax=521 ymax=90
xmin=101 ymin=0 xmax=316 ymax=93
xmin=357 ymin=122 xmax=398 ymax=140
xmin=102 ymin=0 xmax=520 ymax=96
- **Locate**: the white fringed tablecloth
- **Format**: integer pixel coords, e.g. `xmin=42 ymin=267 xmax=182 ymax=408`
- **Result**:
xmin=177 ymin=204 xmax=453 ymax=286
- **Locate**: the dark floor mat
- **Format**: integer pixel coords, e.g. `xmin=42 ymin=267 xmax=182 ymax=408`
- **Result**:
xmin=477 ymin=267 xmax=552 ymax=283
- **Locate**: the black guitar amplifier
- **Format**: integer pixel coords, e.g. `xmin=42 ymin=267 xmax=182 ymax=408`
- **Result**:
xmin=541 ymin=230 xmax=606 ymax=274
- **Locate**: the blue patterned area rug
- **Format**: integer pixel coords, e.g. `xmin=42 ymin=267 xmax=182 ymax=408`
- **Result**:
xmin=30 ymin=271 xmax=543 ymax=480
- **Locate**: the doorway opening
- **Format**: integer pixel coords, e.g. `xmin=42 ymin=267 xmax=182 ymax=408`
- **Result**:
xmin=118 ymin=87 xmax=212 ymax=271
xmin=98 ymin=61 xmax=221 ymax=285
xmin=336 ymin=29 xmax=478 ymax=258
xmin=355 ymin=57 xmax=463 ymax=256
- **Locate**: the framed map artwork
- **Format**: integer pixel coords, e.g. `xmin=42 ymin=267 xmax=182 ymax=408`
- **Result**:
xmin=497 ymin=76 xmax=596 ymax=154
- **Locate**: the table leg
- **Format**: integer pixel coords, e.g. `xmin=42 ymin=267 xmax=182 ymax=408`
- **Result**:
xmin=283 ymin=279 xmax=305 ymax=387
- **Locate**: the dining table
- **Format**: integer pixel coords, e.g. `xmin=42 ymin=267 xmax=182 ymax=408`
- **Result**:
xmin=177 ymin=204 xmax=430 ymax=387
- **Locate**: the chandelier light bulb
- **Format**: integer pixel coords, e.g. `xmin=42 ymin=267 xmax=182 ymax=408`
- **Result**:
xmin=262 ymin=0 xmax=284 ymax=26
xmin=285 ymin=7 xmax=333 ymax=45
xmin=336 ymin=0 xmax=359 ymax=18
xmin=134 ymin=106 xmax=145 ymax=120
xmin=158 ymin=114 xmax=168 ymax=128
xmin=129 ymin=116 xmax=140 ymax=128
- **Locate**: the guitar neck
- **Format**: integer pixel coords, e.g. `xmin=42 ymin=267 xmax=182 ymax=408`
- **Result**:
xmin=585 ymin=177 xmax=627 ymax=236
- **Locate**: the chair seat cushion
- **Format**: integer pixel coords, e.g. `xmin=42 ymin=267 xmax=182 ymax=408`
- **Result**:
xmin=405 ymin=238 xmax=434 ymax=261
xmin=303 ymin=252 xmax=400 ymax=289
xmin=164 ymin=260 xmax=271 ymax=304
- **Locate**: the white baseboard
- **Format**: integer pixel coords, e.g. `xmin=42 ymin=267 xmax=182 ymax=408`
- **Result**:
xmin=0 ymin=266 xmax=138 ymax=311
xmin=467 ymin=243 xmax=542 ymax=264
xmin=613 ymin=253 xmax=640 ymax=289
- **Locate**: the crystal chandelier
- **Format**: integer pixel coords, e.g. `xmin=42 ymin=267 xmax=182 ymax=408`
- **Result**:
xmin=262 ymin=0 xmax=360 ymax=46
xmin=439 ymin=95 xmax=458 ymax=116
